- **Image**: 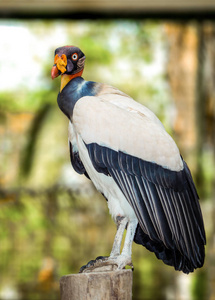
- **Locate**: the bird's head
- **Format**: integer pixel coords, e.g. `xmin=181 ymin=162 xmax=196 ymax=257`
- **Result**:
xmin=51 ymin=46 xmax=85 ymax=91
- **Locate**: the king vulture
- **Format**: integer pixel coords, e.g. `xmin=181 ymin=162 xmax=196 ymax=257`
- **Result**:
xmin=51 ymin=45 xmax=206 ymax=274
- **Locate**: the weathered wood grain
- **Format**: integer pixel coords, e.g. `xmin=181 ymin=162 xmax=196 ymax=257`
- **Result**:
xmin=60 ymin=269 xmax=133 ymax=300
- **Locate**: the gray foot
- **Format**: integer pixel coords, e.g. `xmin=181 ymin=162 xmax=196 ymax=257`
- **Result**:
xmin=79 ymin=255 xmax=134 ymax=273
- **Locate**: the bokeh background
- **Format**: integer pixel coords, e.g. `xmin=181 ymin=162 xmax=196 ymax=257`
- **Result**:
xmin=0 ymin=17 xmax=215 ymax=300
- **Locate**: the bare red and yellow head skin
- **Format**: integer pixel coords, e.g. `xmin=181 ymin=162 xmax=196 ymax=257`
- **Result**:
xmin=51 ymin=46 xmax=85 ymax=91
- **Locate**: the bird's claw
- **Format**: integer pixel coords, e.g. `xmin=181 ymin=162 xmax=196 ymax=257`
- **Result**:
xmin=79 ymin=255 xmax=134 ymax=273
xmin=79 ymin=256 xmax=114 ymax=273
xmin=111 ymin=255 xmax=134 ymax=271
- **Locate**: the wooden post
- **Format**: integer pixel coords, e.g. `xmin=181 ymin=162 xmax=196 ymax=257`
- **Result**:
xmin=60 ymin=269 xmax=133 ymax=300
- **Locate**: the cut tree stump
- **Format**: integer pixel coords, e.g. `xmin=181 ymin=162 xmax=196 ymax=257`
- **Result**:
xmin=60 ymin=269 xmax=133 ymax=300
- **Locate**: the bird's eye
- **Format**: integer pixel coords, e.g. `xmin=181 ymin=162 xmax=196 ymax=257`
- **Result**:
xmin=71 ymin=53 xmax=78 ymax=61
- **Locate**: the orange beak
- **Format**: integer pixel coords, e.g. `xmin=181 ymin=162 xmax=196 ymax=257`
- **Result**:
xmin=51 ymin=65 xmax=60 ymax=80
xmin=51 ymin=54 xmax=67 ymax=80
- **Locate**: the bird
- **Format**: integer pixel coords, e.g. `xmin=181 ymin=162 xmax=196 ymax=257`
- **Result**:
xmin=51 ymin=45 xmax=206 ymax=274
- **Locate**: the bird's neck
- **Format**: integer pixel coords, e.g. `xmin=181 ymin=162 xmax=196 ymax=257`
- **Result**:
xmin=60 ymin=70 xmax=84 ymax=92
xmin=57 ymin=77 xmax=101 ymax=120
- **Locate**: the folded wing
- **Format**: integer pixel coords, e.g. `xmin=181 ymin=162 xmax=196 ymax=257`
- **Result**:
xmin=85 ymin=142 xmax=206 ymax=273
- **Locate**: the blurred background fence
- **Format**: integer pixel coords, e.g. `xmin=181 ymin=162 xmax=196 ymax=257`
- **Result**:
xmin=0 ymin=3 xmax=215 ymax=299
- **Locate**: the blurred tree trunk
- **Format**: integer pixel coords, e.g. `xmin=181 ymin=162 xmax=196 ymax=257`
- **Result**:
xmin=201 ymin=22 xmax=215 ymax=300
xmin=195 ymin=22 xmax=205 ymax=191
xmin=165 ymin=22 xmax=199 ymax=164
xmin=165 ymin=21 xmax=215 ymax=300
xmin=165 ymin=22 xmax=215 ymax=191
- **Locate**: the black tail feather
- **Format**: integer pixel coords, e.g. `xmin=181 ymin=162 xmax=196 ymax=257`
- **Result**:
xmin=134 ymin=224 xmax=205 ymax=274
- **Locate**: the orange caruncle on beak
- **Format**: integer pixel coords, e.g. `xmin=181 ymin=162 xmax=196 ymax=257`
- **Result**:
xmin=51 ymin=54 xmax=67 ymax=80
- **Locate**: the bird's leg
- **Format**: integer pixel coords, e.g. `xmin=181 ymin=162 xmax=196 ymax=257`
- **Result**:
xmin=109 ymin=216 xmax=128 ymax=258
xmin=79 ymin=216 xmax=127 ymax=273
xmin=116 ymin=219 xmax=138 ymax=269
xmin=104 ymin=219 xmax=138 ymax=270
xmin=79 ymin=218 xmax=138 ymax=273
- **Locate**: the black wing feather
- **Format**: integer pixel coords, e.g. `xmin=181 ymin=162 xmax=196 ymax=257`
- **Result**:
xmin=86 ymin=142 xmax=206 ymax=273
xmin=69 ymin=142 xmax=90 ymax=179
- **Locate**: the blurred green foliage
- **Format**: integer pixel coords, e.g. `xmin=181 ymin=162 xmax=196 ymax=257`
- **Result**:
xmin=0 ymin=20 xmax=212 ymax=300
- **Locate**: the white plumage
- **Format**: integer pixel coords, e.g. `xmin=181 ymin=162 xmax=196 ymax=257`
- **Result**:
xmin=73 ymin=93 xmax=183 ymax=171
